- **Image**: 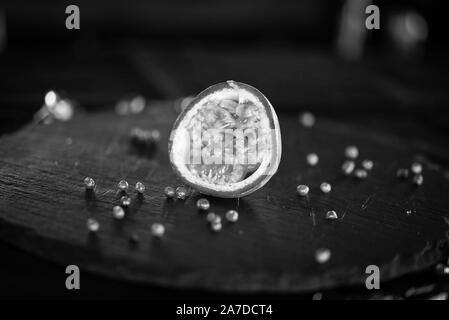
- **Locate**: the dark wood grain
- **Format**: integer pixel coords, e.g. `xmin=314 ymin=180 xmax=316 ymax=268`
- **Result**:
xmin=0 ymin=103 xmax=448 ymax=293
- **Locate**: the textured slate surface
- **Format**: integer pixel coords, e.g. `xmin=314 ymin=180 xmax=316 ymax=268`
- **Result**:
xmin=0 ymin=104 xmax=448 ymax=292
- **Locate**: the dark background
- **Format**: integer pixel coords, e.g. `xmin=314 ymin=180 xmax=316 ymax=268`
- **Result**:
xmin=0 ymin=0 xmax=448 ymax=299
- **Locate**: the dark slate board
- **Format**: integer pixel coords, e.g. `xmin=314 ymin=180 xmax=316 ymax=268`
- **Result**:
xmin=0 ymin=104 xmax=448 ymax=293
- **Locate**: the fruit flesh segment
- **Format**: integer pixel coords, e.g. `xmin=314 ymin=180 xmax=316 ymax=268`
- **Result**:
xmin=185 ymin=96 xmax=267 ymax=185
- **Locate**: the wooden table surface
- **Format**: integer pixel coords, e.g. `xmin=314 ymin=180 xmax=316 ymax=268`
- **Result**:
xmin=1 ymin=101 xmax=448 ymax=293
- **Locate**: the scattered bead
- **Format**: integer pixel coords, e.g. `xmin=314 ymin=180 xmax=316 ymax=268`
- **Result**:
xmin=211 ymin=220 xmax=222 ymax=232
xmin=296 ymin=184 xmax=310 ymax=196
xmin=45 ymin=90 xmax=58 ymax=107
xmin=207 ymin=213 xmax=221 ymax=224
xmin=411 ymin=162 xmax=423 ymax=174
xmin=362 ymin=159 xmax=374 ymax=171
xmin=112 ymin=206 xmax=125 ymax=220
xmin=86 ymin=218 xmax=100 ymax=233
xmin=130 ymin=127 xmax=160 ymax=144
xmin=135 ymin=181 xmax=145 ymax=194
xmin=83 ymin=177 xmax=95 ymax=190
xmin=118 ymin=180 xmax=129 ymax=191
xmin=225 ymin=210 xmax=239 ymax=222
xmin=164 ymin=186 xmax=175 ymax=198
xmin=344 ymin=145 xmax=359 ymax=159
xmin=299 ymin=112 xmax=315 ymax=128
xmin=320 ymin=182 xmax=331 ymax=193
xmin=413 ymin=174 xmax=424 ymax=186
xmin=176 ymin=186 xmax=187 ymax=200
xmin=342 ymin=160 xmax=355 ymax=175
xmin=120 ymin=195 xmax=131 ymax=207
xmin=151 ymin=223 xmax=165 ymax=237
xmin=306 ymin=153 xmax=319 ymax=166
xmin=354 ymin=169 xmax=368 ymax=179
xmin=397 ymin=168 xmax=409 ymax=179
xmin=326 ymin=210 xmax=338 ymax=220
xmin=312 ymin=292 xmax=323 ymax=300
xmin=315 ymin=248 xmax=331 ymax=264
xmin=197 ymin=198 xmax=210 ymax=210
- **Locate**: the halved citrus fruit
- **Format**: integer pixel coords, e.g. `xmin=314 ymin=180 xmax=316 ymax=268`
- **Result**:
xmin=169 ymin=81 xmax=282 ymax=198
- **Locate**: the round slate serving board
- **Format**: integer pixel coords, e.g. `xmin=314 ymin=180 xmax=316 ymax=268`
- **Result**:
xmin=0 ymin=105 xmax=448 ymax=293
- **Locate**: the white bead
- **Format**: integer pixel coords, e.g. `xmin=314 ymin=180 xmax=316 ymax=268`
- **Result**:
xmin=211 ymin=221 xmax=222 ymax=232
xmin=135 ymin=181 xmax=145 ymax=194
xmin=320 ymin=182 xmax=331 ymax=193
xmin=413 ymin=174 xmax=424 ymax=186
xmin=120 ymin=196 xmax=131 ymax=206
xmin=118 ymin=180 xmax=129 ymax=191
xmin=411 ymin=162 xmax=423 ymax=174
xmin=84 ymin=177 xmax=95 ymax=189
xmin=315 ymin=248 xmax=331 ymax=264
xmin=197 ymin=198 xmax=210 ymax=210
xmin=112 ymin=206 xmax=125 ymax=220
xmin=86 ymin=218 xmax=99 ymax=232
xmin=306 ymin=153 xmax=319 ymax=166
xmin=326 ymin=210 xmax=338 ymax=220
xmin=151 ymin=223 xmax=165 ymax=237
xmin=225 ymin=210 xmax=239 ymax=222
xmin=344 ymin=145 xmax=359 ymax=159
xmin=296 ymin=184 xmax=309 ymax=196
xmin=299 ymin=112 xmax=315 ymax=128
xmin=362 ymin=160 xmax=374 ymax=171
xmin=164 ymin=186 xmax=175 ymax=198
xmin=176 ymin=186 xmax=187 ymax=200
xmin=354 ymin=169 xmax=368 ymax=179
xmin=342 ymin=160 xmax=355 ymax=175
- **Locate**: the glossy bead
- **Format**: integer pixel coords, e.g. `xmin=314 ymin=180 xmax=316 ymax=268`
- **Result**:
xmin=296 ymin=184 xmax=309 ymax=196
xmin=86 ymin=218 xmax=99 ymax=233
xmin=112 ymin=206 xmax=125 ymax=220
xmin=135 ymin=181 xmax=145 ymax=194
xmin=225 ymin=210 xmax=239 ymax=222
xmin=164 ymin=186 xmax=175 ymax=198
xmin=84 ymin=177 xmax=95 ymax=190
xmin=326 ymin=210 xmax=338 ymax=220
xmin=397 ymin=168 xmax=409 ymax=179
xmin=342 ymin=160 xmax=355 ymax=175
xmin=151 ymin=223 xmax=165 ymax=237
xmin=206 ymin=212 xmax=219 ymax=223
xmin=413 ymin=174 xmax=424 ymax=186
xmin=175 ymin=186 xmax=187 ymax=200
xmin=344 ymin=145 xmax=359 ymax=159
xmin=306 ymin=153 xmax=319 ymax=166
xmin=211 ymin=220 xmax=222 ymax=232
xmin=354 ymin=169 xmax=368 ymax=179
xmin=120 ymin=195 xmax=131 ymax=207
xmin=197 ymin=198 xmax=210 ymax=210
xmin=315 ymin=248 xmax=331 ymax=264
xmin=299 ymin=112 xmax=315 ymax=128
xmin=320 ymin=182 xmax=331 ymax=193
xmin=411 ymin=162 xmax=423 ymax=174
xmin=118 ymin=180 xmax=129 ymax=191
xmin=362 ymin=159 xmax=374 ymax=171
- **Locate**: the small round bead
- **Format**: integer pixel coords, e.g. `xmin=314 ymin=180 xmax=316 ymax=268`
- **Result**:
xmin=354 ymin=169 xmax=368 ymax=179
xmin=210 ymin=221 xmax=222 ymax=232
xmin=175 ymin=186 xmax=187 ymax=200
xmin=225 ymin=210 xmax=239 ymax=222
xmin=299 ymin=112 xmax=315 ymax=128
xmin=84 ymin=177 xmax=95 ymax=190
xmin=315 ymin=248 xmax=331 ymax=264
xmin=120 ymin=195 xmax=131 ymax=207
xmin=413 ymin=174 xmax=424 ymax=186
xmin=135 ymin=181 xmax=145 ymax=194
xmin=118 ymin=180 xmax=129 ymax=191
xmin=326 ymin=210 xmax=338 ymax=220
xmin=306 ymin=153 xmax=319 ymax=166
xmin=112 ymin=205 xmax=125 ymax=220
xmin=296 ymin=184 xmax=310 ymax=196
xmin=129 ymin=233 xmax=140 ymax=244
xmin=342 ymin=160 xmax=355 ymax=175
xmin=397 ymin=168 xmax=409 ymax=179
xmin=344 ymin=145 xmax=359 ymax=159
xmin=362 ymin=160 xmax=374 ymax=171
xmin=320 ymin=182 xmax=331 ymax=193
xmin=151 ymin=223 xmax=165 ymax=237
xmin=86 ymin=218 xmax=100 ymax=233
xmin=164 ymin=186 xmax=175 ymax=198
xmin=411 ymin=162 xmax=423 ymax=174
xmin=196 ymin=198 xmax=210 ymax=210
xmin=206 ymin=212 xmax=220 ymax=223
